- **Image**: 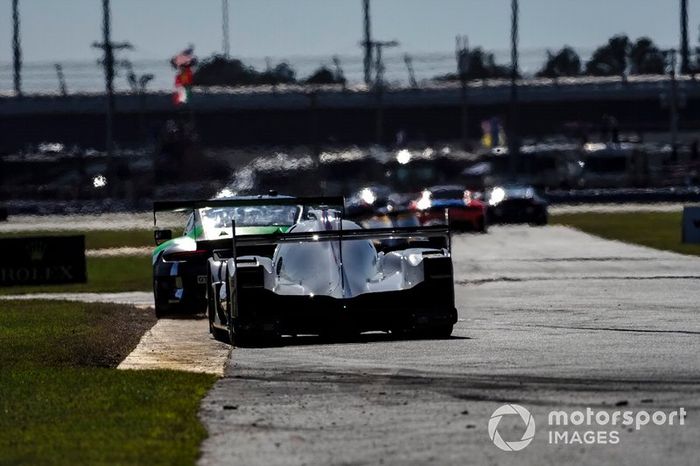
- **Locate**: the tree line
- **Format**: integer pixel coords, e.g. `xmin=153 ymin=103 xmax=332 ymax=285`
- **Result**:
xmin=193 ymin=34 xmax=675 ymax=86
xmin=538 ymin=35 xmax=667 ymax=78
xmin=193 ymin=55 xmax=345 ymax=86
xmin=439 ymin=35 xmax=669 ymax=81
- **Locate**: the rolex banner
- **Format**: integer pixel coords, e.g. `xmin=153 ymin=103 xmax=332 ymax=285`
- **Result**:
xmin=0 ymin=236 xmax=86 ymax=286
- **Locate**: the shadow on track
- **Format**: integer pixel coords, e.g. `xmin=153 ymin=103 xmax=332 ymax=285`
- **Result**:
xmin=237 ymin=332 xmax=471 ymax=348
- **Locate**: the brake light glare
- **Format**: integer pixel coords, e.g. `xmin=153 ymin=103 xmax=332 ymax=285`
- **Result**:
xmin=463 ymin=190 xmax=472 ymax=205
xmin=163 ymin=249 xmax=208 ymax=261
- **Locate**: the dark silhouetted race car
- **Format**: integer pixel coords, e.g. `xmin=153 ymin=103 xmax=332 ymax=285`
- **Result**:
xmin=484 ymin=185 xmax=548 ymax=225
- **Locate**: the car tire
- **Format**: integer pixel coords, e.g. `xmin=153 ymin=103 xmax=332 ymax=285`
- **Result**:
xmin=421 ymin=324 xmax=454 ymax=339
xmin=230 ymin=318 xmax=283 ymax=347
xmin=533 ymin=212 xmax=548 ymax=226
xmin=390 ymin=327 xmax=415 ymax=341
xmin=211 ymin=323 xmax=231 ymax=344
xmin=224 ymin=281 xmax=239 ymax=346
xmin=154 ymin=302 xmax=168 ymax=319
xmin=153 ymin=279 xmax=170 ymax=319
xmin=227 ymin=311 xmax=260 ymax=348
xmin=478 ymin=217 xmax=488 ymax=234
xmin=153 ymin=271 xmax=177 ymax=319
xmin=206 ymin=276 xmax=215 ymax=335
xmin=320 ymin=328 xmax=360 ymax=343
xmin=229 ymin=323 xmax=255 ymax=347
xmin=207 ymin=273 xmax=230 ymax=343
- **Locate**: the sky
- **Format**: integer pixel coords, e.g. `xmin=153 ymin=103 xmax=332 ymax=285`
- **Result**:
xmin=0 ymin=0 xmax=697 ymax=63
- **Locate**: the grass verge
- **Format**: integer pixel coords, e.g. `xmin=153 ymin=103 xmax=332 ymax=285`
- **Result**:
xmin=552 ymin=211 xmax=700 ymax=257
xmin=0 ymin=300 xmax=216 ymax=466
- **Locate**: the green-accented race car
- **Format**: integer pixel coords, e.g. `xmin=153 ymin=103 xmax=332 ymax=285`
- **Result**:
xmin=152 ymin=195 xmax=302 ymax=317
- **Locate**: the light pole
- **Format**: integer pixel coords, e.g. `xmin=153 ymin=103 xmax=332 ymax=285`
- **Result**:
xmin=456 ymin=35 xmax=470 ymax=150
xmin=93 ymin=0 xmax=132 ymax=194
xmin=101 ymin=0 xmax=115 ymax=176
xmin=12 ymin=0 xmax=21 ymax=96
xmin=508 ymin=0 xmax=520 ymax=177
xmin=372 ymin=40 xmax=399 ymax=144
xmin=666 ymin=50 xmax=680 ymax=152
xmin=362 ymin=0 xmax=373 ymax=86
xmin=222 ymin=0 xmax=230 ymax=58
xmin=681 ymin=0 xmax=690 ymax=74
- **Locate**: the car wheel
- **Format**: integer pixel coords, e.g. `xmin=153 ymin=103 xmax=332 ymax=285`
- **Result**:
xmin=229 ymin=321 xmax=255 ymax=347
xmin=230 ymin=317 xmax=282 ymax=347
xmin=153 ymin=278 xmax=163 ymax=318
xmin=206 ymin=273 xmax=215 ymax=334
xmin=211 ymin=321 xmax=231 ymax=344
xmin=153 ymin=279 xmax=170 ymax=319
xmin=207 ymin=274 xmax=230 ymax=343
xmin=320 ymin=328 xmax=360 ymax=343
xmin=390 ymin=327 xmax=415 ymax=341
xmin=533 ymin=212 xmax=548 ymax=226
xmin=426 ymin=324 xmax=454 ymax=339
xmin=223 ymin=279 xmax=240 ymax=346
xmin=154 ymin=302 xmax=168 ymax=319
xmin=153 ymin=262 xmax=170 ymax=319
xmin=478 ymin=217 xmax=488 ymax=234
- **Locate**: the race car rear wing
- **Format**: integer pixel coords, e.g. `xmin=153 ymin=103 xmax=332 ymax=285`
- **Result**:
xmin=231 ymin=224 xmax=450 ymax=247
xmin=152 ymin=196 xmax=345 ymax=226
xmin=197 ymin=222 xmax=452 ymax=261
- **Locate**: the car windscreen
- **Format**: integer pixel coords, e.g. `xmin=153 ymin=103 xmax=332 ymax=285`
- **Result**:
xmin=394 ymin=166 xmax=437 ymax=187
xmin=503 ymin=187 xmax=534 ymax=199
xmin=431 ymin=189 xmax=464 ymax=200
xmin=199 ymin=205 xmax=300 ymax=229
xmin=585 ymin=156 xmax=627 ymax=173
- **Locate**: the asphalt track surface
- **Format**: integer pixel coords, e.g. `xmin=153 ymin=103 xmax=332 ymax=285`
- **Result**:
xmin=198 ymin=226 xmax=700 ymax=466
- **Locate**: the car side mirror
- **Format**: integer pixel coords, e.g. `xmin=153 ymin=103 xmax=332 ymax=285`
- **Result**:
xmin=154 ymin=229 xmax=172 ymax=245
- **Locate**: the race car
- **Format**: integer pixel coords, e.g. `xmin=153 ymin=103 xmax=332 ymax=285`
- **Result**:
xmin=201 ymin=196 xmax=457 ymax=346
xmin=346 ymin=185 xmax=423 ymax=242
xmin=345 ymin=185 xmax=396 ymax=220
xmin=152 ymin=195 xmax=303 ymax=318
xmin=484 ymin=185 xmax=548 ymax=225
xmin=409 ymin=185 xmax=488 ymax=233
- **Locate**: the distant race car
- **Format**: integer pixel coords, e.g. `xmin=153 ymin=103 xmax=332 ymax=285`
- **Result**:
xmin=152 ymin=195 xmax=303 ymax=317
xmin=345 ymin=185 xmax=396 ymax=220
xmin=346 ymin=185 xmax=422 ymax=242
xmin=201 ymin=196 xmax=457 ymax=346
xmin=409 ymin=185 xmax=488 ymax=232
xmin=484 ymin=185 xmax=548 ymax=225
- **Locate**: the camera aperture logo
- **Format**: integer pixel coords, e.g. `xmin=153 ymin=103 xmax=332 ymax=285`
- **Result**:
xmin=488 ymin=404 xmax=687 ymax=451
xmin=488 ymin=404 xmax=536 ymax=451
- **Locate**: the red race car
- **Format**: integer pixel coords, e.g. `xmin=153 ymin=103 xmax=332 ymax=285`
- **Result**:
xmin=409 ymin=185 xmax=488 ymax=233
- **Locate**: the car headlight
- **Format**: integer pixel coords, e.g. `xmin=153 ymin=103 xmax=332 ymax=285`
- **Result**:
xmin=396 ymin=149 xmax=411 ymax=165
xmin=360 ymin=188 xmax=376 ymax=205
xmin=416 ymin=191 xmax=432 ymax=210
xmin=489 ymin=187 xmax=506 ymax=206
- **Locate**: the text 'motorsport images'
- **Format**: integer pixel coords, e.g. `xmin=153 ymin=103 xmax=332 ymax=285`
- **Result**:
xmin=2 ymin=1 xmax=700 ymax=465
